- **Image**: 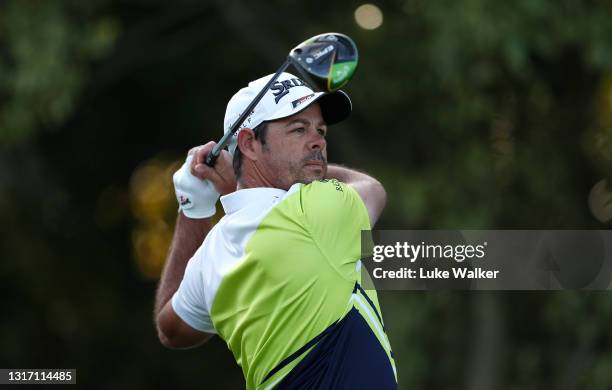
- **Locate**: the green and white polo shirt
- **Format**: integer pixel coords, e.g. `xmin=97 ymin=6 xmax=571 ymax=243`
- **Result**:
xmin=172 ymin=179 xmax=396 ymax=389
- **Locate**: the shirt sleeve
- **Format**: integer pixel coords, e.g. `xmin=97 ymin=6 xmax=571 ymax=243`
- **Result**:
xmin=171 ymin=252 xmax=217 ymax=334
xmin=299 ymin=179 xmax=371 ymax=278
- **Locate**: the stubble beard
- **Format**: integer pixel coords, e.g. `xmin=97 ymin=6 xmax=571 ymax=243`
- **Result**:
xmin=292 ymin=150 xmax=327 ymax=185
xmin=263 ymin=149 xmax=327 ymax=189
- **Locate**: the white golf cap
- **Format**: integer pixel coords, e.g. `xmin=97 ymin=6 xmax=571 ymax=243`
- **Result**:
xmin=223 ymin=72 xmax=352 ymax=155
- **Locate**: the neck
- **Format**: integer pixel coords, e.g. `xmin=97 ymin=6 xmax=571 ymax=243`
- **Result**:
xmin=236 ymin=161 xmax=278 ymax=190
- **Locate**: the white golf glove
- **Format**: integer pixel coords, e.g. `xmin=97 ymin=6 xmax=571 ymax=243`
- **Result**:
xmin=173 ymin=155 xmax=219 ymax=218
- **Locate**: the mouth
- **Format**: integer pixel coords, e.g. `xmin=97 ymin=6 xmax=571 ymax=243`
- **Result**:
xmin=304 ymin=160 xmax=324 ymax=167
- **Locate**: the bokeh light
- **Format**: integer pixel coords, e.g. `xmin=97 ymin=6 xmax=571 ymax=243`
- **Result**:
xmin=129 ymin=157 xmax=180 ymax=279
xmin=589 ymin=179 xmax=612 ymax=223
xmin=354 ymin=4 xmax=383 ymax=30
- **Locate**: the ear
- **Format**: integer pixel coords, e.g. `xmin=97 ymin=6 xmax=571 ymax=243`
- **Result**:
xmin=237 ymin=128 xmax=259 ymax=161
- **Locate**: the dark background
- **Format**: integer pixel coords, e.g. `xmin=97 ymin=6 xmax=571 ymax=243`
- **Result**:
xmin=1 ymin=0 xmax=612 ymax=388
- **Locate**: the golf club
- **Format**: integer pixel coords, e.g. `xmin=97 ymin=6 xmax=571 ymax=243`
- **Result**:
xmin=205 ymin=32 xmax=358 ymax=167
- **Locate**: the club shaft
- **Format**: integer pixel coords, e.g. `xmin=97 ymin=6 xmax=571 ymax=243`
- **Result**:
xmin=205 ymin=58 xmax=293 ymax=166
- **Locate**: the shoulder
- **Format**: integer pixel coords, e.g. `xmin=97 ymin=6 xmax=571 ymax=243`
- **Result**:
xmin=292 ymin=179 xmax=354 ymax=202
xmin=292 ymin=180 xmax=369 ymax=225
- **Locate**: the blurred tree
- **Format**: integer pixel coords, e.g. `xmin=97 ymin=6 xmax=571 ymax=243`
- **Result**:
xmin=0 ymin=0 xmax=118 ymax=145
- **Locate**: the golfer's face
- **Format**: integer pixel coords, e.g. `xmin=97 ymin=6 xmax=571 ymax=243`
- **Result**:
xmin=262 ymin=103 xmax=328 ymax=189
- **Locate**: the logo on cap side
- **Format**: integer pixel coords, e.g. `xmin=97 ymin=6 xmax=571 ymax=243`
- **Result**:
xmin=270 ymin=78 xmax=307 ymax=104
xmin=292 ymin=94 xmax=315 ymax=109
xmin=235 ymin=109 xmax=255 ymax=131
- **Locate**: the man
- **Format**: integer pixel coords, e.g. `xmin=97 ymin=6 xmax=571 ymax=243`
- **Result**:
xmin=154 ymin=72 xmax=397 ymax=389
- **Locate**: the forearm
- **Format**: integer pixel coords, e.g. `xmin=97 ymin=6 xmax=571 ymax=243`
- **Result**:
xmin=326 ymin=164 xmax=387 ymax=226
xmin=326 ymin=164 xmax=377 ymax=184
xmin=154 ymin=213 xmax=212 ymax=318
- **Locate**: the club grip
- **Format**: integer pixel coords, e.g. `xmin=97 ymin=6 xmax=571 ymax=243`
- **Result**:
xmin=205 ymin=146 xmax=221 ymax=167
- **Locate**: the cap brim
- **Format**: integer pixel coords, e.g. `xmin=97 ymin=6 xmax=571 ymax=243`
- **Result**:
xmin=265 ymin=90 xmax=352 ymax=126
xmin=317 ymin=90 xmax=352 ymax=125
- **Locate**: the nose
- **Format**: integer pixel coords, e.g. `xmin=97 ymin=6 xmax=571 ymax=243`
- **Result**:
xmin=309 ymin=129 xmax=326 ymax=151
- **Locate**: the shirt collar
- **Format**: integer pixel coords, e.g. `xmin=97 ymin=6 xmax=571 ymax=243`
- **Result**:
xmin=220 ymin=187 xmax=288 ymax=215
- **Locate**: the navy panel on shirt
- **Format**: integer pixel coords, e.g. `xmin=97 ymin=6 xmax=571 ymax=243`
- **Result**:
xmin=274 ymin=307 xmax=397 ymax=389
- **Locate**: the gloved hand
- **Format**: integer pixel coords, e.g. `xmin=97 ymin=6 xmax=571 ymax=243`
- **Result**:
xmin=173 ymin=154 xmax=220 ymax=219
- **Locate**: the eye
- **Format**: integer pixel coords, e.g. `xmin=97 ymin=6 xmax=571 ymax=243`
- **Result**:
xmin=317 ymin=128 xmax=327 ymax=137
xmin=292 ymin=127 xmax=306 ymax=134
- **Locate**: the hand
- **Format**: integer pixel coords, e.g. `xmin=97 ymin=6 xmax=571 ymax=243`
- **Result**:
xmin=188 ymin=142 xmax=236 ymax=196
xmin=172 ymin=142 xmax=236 ymax=219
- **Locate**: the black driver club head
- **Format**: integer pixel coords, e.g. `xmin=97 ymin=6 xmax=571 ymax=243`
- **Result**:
xmin=289 ymin=32 xmax=358 ymax=92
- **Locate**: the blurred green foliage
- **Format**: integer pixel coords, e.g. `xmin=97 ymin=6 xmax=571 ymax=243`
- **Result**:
xmin=1 ymin=0 xmax=612 ymax=389
xmin=0 ymin=0 xmax=118 ymax=145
